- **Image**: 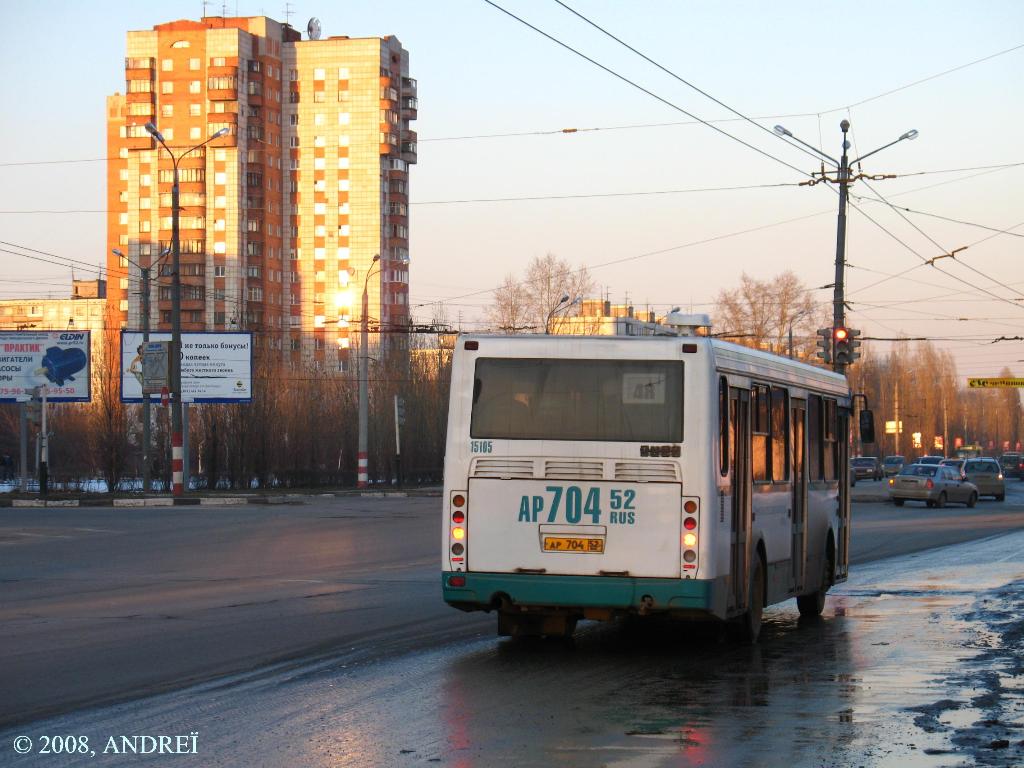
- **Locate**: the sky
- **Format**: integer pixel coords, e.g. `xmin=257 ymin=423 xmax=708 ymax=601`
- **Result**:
xmin=0 ymin=0 xmax=1021 ymax=377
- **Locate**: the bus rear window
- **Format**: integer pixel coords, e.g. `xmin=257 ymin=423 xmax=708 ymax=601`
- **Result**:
xmin=471 ymin=358 xmax=683 ymax=442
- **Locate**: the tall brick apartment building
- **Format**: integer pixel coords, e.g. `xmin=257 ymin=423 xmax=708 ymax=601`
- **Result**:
xmin=106 ymin=15 xmax=415 ymax=370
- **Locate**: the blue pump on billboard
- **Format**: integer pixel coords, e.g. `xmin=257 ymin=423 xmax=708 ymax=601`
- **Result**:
xmin=36 ymin=346 xmax=87 ymax=386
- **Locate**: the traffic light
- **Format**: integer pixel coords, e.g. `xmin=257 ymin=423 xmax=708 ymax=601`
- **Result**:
xmin=815 ymin=328 xmax=832 ymax=364
xmin=396 ymin=396 xmax=406 ymax=426
xmin=833 ymin=327 xmax=862 ymax=365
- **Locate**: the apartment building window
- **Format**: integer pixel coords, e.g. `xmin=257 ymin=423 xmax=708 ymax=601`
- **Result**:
xmin=246 ymin=265 xmax=261 ymax=278
xmin=289 ymin=68 xmax=299 ymax=81
xmin=189 ymin=103 xmax=201 ymax=117
xmin=189 ymin=80 xmax=201 ymax=94
xmin=190 ymin=126 xmax=201 ymax=140
xmin=338 ymin=112 xmax=350 ymax=125
xmin=160 ymin=104 xmax=174 ymax=118
xmin=189 ymin=58 xmax=200 ymax=71
xmin=181 ymin=263 xmax=205 ymax=276
xmin=127 ymin=79 xmax=152 ymax=93
xmin=214 ymin=312 xmax=226 ymax=325
xmin=214 ymin=265 xmax=226 ymax=277
xmin=139 ymin=221 xmax=151 ymax=233
xmin=246 ymin=172 xmax=263 ymax=187
xmin=159 ymin=168 xmax=205 ymax=183
xmin=161 ymin=81 xmax=173 ymax=94
xmin=214 ymin=288 xmax=226 ymax=300
xmin=184 ymin=285 xmax=205 ymax=301
xmin=208 ymin=76 xmax=235 ymax=90
xmin=211 ymin=56 xmax=226 ymax=66
xmin=163 ymin=128 xmax=174 ymax=141
xmin=248 ymin=59 xmax=261 ymax=73
xmin=187 ymin=310 xmax=203 ymax=323
xmin=161 ymin=59 xmax=173 ymax=71
xmin=248 ymin=286 xmax=263 ymax=302
xmin=247 ymin=219 xmax=260 ymax=232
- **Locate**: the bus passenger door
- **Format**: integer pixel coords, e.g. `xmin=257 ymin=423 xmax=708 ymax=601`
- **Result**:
xmin=729 ymin=388 xmax=752 ymax=613
xmin=790 ymin=400 xmax=807 ymax=591
xmin=836 ymin=409 xmax=852 ymax=580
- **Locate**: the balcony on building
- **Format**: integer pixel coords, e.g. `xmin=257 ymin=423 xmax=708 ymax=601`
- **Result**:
xmin=401 ymin=95 xmax=418 ymax=119
xmin=380 ymin=131 xmax=399 ymax=156
xmin=124 ymin=57 xmax=155 ymax=78
xmin=125 ymin=122 xmax=155 ymax=150
xmin=401 ymin=77 xmax=417 ymax=96
xmin=208 ymin=75 xmax=238 ymax=101
xmin=400 ymin=130 xmax=417 ymax=164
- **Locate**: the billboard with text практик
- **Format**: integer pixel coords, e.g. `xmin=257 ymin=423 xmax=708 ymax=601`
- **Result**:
xmin=0 ymin=331 xmax=91 ymax=403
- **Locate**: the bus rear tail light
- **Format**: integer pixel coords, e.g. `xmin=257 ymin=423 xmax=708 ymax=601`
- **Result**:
xmin=926 ymin=479 xmax=934 ymax=490
xmin=448 ymin=575 xmax=466 ymax=588
xmin=449 ymin=491 xmax=468 ymax=568
xmin=681 ymin=497 xmax=699 ymax=576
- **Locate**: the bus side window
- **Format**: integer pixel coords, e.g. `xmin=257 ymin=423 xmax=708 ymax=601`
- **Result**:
xmin=771 ymin=387 xmax=789 ymax=483
xmin=808 ymin=395 xmax=823 ymax=481
xmin=752 ymin=384 xmax=770 ymax=482
xmin=719 ymin=376 xmax=728 ymax=476
xmin=824 ymin=399 xmax=838 ymax=481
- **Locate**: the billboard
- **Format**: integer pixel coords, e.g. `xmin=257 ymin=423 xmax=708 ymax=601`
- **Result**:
xmin=121 ymin=331 xmax=252 ymax=403
xmin=0 ymin=331 xmax=92 ymax=403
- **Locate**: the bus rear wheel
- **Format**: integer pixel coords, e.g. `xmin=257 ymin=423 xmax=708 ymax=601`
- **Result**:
xmin=797 ymin=548 xmax=832 ymax=617
xmin=740 ymin=556 xmax=765 ymax=643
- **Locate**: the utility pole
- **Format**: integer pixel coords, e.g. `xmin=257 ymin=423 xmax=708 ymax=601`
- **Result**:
xmin=894 ymin=378 xmax=900 ymax=457
xmin=358 ymin=255 xmax=381 ymax=489
xmin=774 ymin=121 xmax=918 ymax=376
xmin=141 ymin=264 xmax=152 ymax=492
xmin=38 ymin=385 xmax=48 ymax=497
xmin=146 ymin=123 xmax=227 ymax=496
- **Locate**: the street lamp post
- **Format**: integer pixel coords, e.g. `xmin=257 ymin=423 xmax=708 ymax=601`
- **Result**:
xmin=545 ymin=294 xmax=579 ymax=334
xmin=358 ymin=254 xmax=381 ymax=489
xmin=145 ymin=122 xmax=227 ymax=496
xmin=114 ymin=246 xmax=170 ymax=493
xmin=773 ymin=121 xmax=918 ymax=376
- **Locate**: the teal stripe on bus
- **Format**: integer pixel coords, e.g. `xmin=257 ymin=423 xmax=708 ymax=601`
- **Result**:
xmin=441 ymin=572 xmax=712 ymax=611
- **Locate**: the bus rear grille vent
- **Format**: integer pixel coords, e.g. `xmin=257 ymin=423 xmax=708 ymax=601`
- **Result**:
xmin=545 ymin=460 xmax=604 ymax=480
xmin=614 ymin=461 xmax=679 ymax=482
xmin=472 ymin=458 xmax=534 ymax=479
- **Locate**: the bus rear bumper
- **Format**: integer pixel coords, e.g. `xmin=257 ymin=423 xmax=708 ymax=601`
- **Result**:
xmin=442 ymin=571 xmax=726 ymax=619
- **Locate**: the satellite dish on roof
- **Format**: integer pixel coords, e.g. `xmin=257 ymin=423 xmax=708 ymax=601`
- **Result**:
xmin=307 ymin=17 xmax=322 ymax=40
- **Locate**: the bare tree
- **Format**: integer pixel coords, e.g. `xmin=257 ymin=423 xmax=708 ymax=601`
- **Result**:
xmin=714 ymin=271 xmax=827 ymax=358
xmin=486 ymin=273 xmax=532 ymax=333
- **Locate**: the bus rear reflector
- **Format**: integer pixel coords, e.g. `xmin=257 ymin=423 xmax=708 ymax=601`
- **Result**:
xmin=448 ymin=575 xmax=466 ymax=587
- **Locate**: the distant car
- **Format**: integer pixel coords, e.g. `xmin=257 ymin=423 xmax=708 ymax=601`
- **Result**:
xmin=888 ymin=463 xmax=978 ymax=508
xmin=883 ymin=455 xmax=905 ymax=477
xmin=917 ymin=455 xmax=945 ymax=466
xmin=1000 ymin=452 xmax=1022 ymax=480
xmin=940 ymin=458 xmax=967 ymax=478
xmin=964 ymin=458 xmax=1005 ymax=501
xmin=851 ymin=456 xmax=882 ymax=481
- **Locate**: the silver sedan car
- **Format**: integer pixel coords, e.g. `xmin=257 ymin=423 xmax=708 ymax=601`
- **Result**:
xmin=963 ymin=458 xmax=1006 ymax=501
xmin=888 ymin=463 xmax=979 ymax=508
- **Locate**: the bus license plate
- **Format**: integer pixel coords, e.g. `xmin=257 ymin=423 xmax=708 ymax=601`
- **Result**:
xmin=543 ymin=536 xmax=604 ymax=554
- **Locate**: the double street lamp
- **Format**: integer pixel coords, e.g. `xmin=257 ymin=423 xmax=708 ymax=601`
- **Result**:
xmin=144 ymin=122 xmax=228 ymax=496
xmin=358 ymin=254 xmax=381 ymax=489
xmin=773 ymin=120 xmax=918 ymax=375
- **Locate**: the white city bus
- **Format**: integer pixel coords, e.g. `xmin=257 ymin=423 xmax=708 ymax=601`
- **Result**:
xmin=441 ymin=322 xmax=855 ymax=641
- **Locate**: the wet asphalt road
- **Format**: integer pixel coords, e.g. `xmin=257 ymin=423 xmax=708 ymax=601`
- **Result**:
xmin=1 ymin=483 xmax=1024 ymax=767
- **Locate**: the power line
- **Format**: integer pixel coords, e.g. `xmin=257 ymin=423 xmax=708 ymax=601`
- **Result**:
xmin=850 ymin=193 xmax=1024 ymax=239
xmin=479 ymin=0 xmax=813 ymax=179
xmin=822 ymin=42 xmax=1024 ymax=113
xmin=859 ymin=178 xmax=1024 ymax=306
xmin=412 ymin=181 xmax=799 ymax=205
xmin=551 ymin=0 xmax=825 ymax=167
